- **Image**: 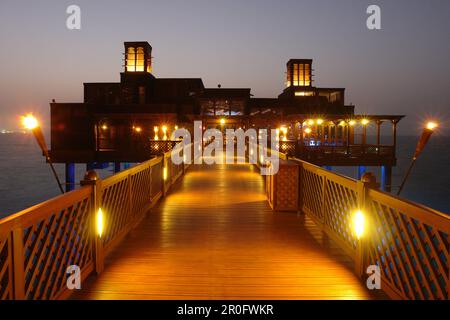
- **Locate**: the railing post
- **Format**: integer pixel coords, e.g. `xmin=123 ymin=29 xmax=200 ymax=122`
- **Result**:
xmin=355 ymin=172 xmax=377 ymax=278
xmin=81 ymin=170 xmax=104 ymax=274
xmin=12 ymin=228 xmax=25 ymax=299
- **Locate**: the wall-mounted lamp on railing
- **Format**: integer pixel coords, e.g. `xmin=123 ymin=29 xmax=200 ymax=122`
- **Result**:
xmin=352 ymin=209 xmax=365 ymax=240
xmin=97 ymin=208 xmax=104 ymax=238
xmin=397 ymin=121 xmax=439 ymax=195
xmin=163 ymin=166 xmax=168 ymax=181
xmin=21 ymin=113 xmax=65 ymax=194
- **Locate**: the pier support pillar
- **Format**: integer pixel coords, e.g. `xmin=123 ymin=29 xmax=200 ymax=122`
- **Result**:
xmin=381 ymin=166 xmax=392 ymax=192
xmin=357 ymin=166 xmax=367 ymax=180
xmin=114 ymin=162 xmax=121 ymax=173
xmin=65 ymin=163 xmax=75 ymax=192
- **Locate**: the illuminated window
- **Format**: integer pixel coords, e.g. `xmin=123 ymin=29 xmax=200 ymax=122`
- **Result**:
xmin=126 ymin=47 xmax=136 ymax=72
xmin=136 ymin=47 xmax=145 ymax=72
xmin=291 ymin=63 xmax=311 ymax=87
xmin=293 ymin=64 xmax=299 ymax=86
xmin=295 ymin=91 xmax=314 ymax=97
xmin=126 ymin=47 xmax=146 ymax=72
xmin=286 ymin=69 xmax=291 ymax=87
xmin=304 ymin=64 xmax=311 ymax=86
xmin=298 ymin=64 xmax=304 ymax=85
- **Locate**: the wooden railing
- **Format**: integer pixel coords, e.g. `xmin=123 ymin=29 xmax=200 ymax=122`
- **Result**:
xmin=0 ymin=145 xmax=189 ymax=300
xmin=258 ymin=144 xmax=450 ymax=300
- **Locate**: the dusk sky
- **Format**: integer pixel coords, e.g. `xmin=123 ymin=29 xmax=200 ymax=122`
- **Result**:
xmin=0 ymin=0 xmax=449 ymax=135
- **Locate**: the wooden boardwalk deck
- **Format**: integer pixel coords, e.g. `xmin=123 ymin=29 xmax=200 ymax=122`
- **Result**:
xmin=74 ymin=163 xmax=378 ymax=300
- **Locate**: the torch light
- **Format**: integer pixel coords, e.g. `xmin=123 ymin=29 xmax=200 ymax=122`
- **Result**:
xmin=21 ymin=114 xmax=65 ymax=194
xmin=397 ymin=121 xmax=438 ymax=195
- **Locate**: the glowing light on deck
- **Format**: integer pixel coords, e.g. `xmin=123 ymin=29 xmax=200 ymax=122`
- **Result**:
xmin=361 ymin=119 xmax=370 ymax=126
xmin=22 ymin=114 xmax=38 ymax=130
xmin=353 ymin=210 xmax=365 ymax=239
xmin=349 ymin=120 xmax=356 ymax=126
xmin=304 ymin=128 xmax=312 ymax=134
xmin=308 ymin=119 xmax=315 ymax=126
xmin=220 ymin=118 xmax=226 ymax=125
xmin=101 ymin=124 xmax=108 ymax=130
xmin=134 ymin=126 xmax=142 ymax=133
xmin=163 ymin=166 xmax=168 ymax=181
xmin=97 ymin=208 xmax=104 ymax=238
xmin=316 ymin=119 xmax=324 ymax=125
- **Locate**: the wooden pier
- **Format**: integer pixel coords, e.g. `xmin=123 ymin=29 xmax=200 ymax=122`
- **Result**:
xmin=73 ymin=163 xmax=374 ymax=300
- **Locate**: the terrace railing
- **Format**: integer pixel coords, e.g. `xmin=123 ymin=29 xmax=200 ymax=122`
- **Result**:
xmin=278 ymin=140 xmax=395 ymax=163
xmin=0 ymin=145 xmax=189 ymax=300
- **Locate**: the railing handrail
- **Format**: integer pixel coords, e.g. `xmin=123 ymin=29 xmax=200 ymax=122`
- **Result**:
xmin=101 ymin=157 xmax=162 ymax=188
xmin=0 ymin=185 xmax=92 ymax=228
xmin=368 ymin=188 xmax=450 ymax=225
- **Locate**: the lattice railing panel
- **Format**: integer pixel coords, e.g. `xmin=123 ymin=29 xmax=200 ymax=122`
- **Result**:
xmin=170 ymin=160 xmax=183 ymax=183
xmin=151 ymin=161 xmax=163 ymax=199
xmin=0 ymin=233 xmax=13 ymax=300
xmin=300 ymin=167 xmax=324 ymax=222
xmin=101 ymin=178 xmax=131 ymax=249
xmin=324 ymin=177 xmax=359 ymax=253
xmin=131 ymin=166 xmax=153 ymax=218
xmin=366 ymin=191 xmax=450 ymax=300
xmin=22 ymin=192 xmax=93 ymax=300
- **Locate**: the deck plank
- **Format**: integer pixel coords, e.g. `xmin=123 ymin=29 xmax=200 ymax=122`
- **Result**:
xmin=74 ymin=163 xmax=379 ymax=300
